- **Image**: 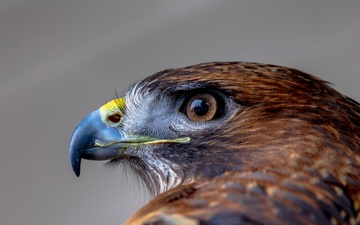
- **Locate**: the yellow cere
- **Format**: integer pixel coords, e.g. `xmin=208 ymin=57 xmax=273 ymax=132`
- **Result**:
xmin=99 ymin=98 xmax=126 ymax=124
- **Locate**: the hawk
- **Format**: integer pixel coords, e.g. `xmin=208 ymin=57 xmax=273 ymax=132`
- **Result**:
xmin=69 ymin=62 xmax=360 ymax=225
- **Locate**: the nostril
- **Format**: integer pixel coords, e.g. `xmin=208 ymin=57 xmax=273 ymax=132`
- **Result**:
xmin=108 ymin=114 xmax=121 ymax=123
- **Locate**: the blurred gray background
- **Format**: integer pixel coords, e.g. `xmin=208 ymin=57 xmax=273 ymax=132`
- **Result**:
xmin=1 ymin=1 xmax=359 ymax=224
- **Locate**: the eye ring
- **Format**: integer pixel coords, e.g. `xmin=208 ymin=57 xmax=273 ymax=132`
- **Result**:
xmin=185 ymin=93 xmax=218 ymax=122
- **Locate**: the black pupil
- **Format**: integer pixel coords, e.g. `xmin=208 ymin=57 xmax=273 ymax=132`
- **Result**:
xmin=191 ymin=99 xmax=209 ymax=116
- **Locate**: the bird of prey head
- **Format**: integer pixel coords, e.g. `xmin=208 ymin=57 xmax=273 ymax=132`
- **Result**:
xmin=69 ymin=62 xmax=360 ymax=224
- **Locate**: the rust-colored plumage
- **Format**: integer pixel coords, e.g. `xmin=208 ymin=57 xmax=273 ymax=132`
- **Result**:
xmin=70 ymin=62 xmax=360 ymax=225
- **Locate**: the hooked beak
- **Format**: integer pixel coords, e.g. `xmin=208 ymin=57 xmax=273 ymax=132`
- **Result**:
xmin=69 ymin=109 xmax=125 ymax=177
xmin=69 ymin=98 xmax=190 ymax=177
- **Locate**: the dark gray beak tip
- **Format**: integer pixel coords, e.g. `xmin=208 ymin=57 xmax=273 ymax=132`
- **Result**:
xmin=69 ymin=110 xmax=102 ymax=177
xmin=70 ymin=153 xmax=81 ymax=177
xmin=69 ymin=131 xmax=83 ymax=177
xmin=69 ymin=112 xmax=95 ymax=177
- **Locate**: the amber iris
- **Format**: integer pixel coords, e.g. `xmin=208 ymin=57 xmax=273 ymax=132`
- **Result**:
xmin=186 ymin=93 xmax=217 ymax=122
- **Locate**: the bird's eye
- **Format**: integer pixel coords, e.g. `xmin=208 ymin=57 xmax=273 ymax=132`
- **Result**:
xmin=185 ymin=93 xmax=220 ymax=122
xmin=107 ymin=113 xmax=121 ymax=124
